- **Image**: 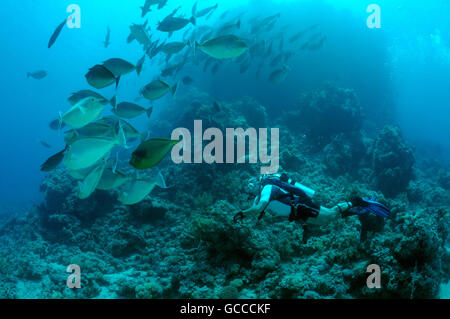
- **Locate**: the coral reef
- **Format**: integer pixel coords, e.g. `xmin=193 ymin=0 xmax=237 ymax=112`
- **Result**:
xmin=1 ymin=86 xmax=449 ymax=299
xmin=284 ymin=84 xmax=363 ymax=149
xmin=372 ymin=126 xmax=416 ymax=196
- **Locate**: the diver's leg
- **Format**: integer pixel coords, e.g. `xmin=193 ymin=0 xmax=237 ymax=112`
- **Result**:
xmin=306 ymin=202 xmax=352 ymax=226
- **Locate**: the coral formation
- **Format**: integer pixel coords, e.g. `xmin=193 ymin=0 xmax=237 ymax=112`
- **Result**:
xmin=372 ymin=126 xmax=415 ymax=196
xmin=0 ymin=86 xmax=449 ymax=299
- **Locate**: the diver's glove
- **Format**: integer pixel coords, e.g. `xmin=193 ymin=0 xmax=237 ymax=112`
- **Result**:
xmin=233 ymin=211 xmax=245 ymax=223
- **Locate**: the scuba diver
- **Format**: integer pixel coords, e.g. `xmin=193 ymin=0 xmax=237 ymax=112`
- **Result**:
xmin=234 ymin=173 xmax=392 ymax=239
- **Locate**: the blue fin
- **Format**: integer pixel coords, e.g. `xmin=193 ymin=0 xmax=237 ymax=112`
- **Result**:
xmin=359 ymin=196 xmax=392 ymax=219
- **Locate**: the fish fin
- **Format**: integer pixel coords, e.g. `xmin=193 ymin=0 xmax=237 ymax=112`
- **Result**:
xmin=110 ymin=95 xmax=117 ymax=108
xmin=140 ymin=131 xmax=149 ymax=142
xmin=115 ymin=76 xmax=121 ymax=89
xmin=136 ymin=56 xmax=145 ymax=76
xmin=78 ymin=105 xmax=86 ymax=114
xmin=171 ymin=83 xmax=178 ymax=96
xmin=168 ymin=31 xmax=173 ymax=38
xmin=127 ymin=32 xmax=135 ymax=43
xmin=116 ymin=121 xmax=128 ymax=148
xmin=58 ymin=111 xmax=63 ymax=129
xmin=146 ymin=107 xmax=153 ymax=118
xmin=192 ymin=2 xmax=197 ymax=17
xmin=190 ymin=16 xmax=197 ymax=26
xmin=155 ymin=171 xmax=168 ymax=189
xmin=193 ymin=41 xmax=200 ymax=57
xmin=113 ymin=153 xmax=118 ymax=174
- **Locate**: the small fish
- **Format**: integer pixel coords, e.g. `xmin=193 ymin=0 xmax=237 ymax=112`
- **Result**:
xmin=118 ymin=172 xmax=167 ymax=205
xmin=97 ymin=168 xmax=128 ymax=191
xmin=182 ymin=76 xmax=194 ymax=85
xmin=48 ymin=18 xmax=67 ymax=48
xmin=130 ymin=138 xmax=179 ymax=170
xmin=64 ymin=122 xmax=115 ymax=144
xmin=269 ymin=65 xmax=290 ymax=84
xmin=195 ymin=35 xmax=248 ymax=60
xmin=157 ymin=15 xmax=196 ymax=38
xmin=270 ymin=53 xmax=283 ymax=67
xmin=49 ymin=119 xmax=66 ymax=130
xmin=140 ymin=0 xmax=152 ymax=17
xmin=217 ymin=20 xmax=241 ymax=35
xmin=59 ymin=96 xmax=105 ymax=129
xmin=289 ymin=30 xmax=307 ymax=43
xmin=160 ymin=42 xmax=187 ymax=55
xmin=158 ymin=0 xmax=168 ymax=10
xmin=40 ymin=146 xmax=68 ymax=172
xmin=63 ymin=136 xmax=123 ymax=171
xmin=68 ymin=90 xmax=110 ymax=106
xmin=85 ymin=64 xmax=117 ymax=89
xmin=78 ymin=161 xmax=107 ymax=199
xmin=39 ymin=140 xmax=52 ymax=149
xmin=141 ymin=80 xmax=178 ymax=101
xmin=27 ymin=70 xmax=47 ymax=79
xmin=127 ymin=20 xmax=152 ymax=49
xmin=194 ymin=3 xmax=218 ymax=18
xmin=112 ymin=101 xmax=153 ymax=119
xmin=104 ymin=26 xmax=111 ymax=48
xmin=102 ymin=58 xmax=136 ymax=78
xmin=136 ymin=55 xmax=146 ymax=76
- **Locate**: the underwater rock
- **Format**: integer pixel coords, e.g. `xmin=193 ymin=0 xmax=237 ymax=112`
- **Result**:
xmin=284 ymin=84 xmax=363 ymax=148
xmin=323 ymin=132 xmax=368 ymax=176
xmin=372 ymin=125 xmax=415 ymax=197
xmin=438 ymin=169 xmax=450 ymax=190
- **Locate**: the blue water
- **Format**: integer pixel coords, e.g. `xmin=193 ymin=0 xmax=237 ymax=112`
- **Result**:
xmin=1 ymin=0 xmax=449 ymax=210
xmin=1 ymin=0 xmax=450 ymax=300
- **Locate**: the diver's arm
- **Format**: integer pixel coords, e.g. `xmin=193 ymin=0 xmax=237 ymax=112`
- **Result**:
xmin=241 ymin=198 xmax=269 ymax=216
xmin=234 ymin=186 xmax=271 ymax=222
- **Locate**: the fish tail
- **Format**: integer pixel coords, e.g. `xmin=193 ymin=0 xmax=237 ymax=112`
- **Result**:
xmin=58 ymin=111 xmax=63 ymax=129
xmin=190 ymin=16 xmax=197 ymax=26
xmin=171 ymin=82 xmax=178 ymax=96
xmin=194 ymin=41 xmax=199 ymax=56
xmin=136 ymin=64 xmax=143 ymax=76
xmin=110 ymin=95 xmax=117 ymax=108
xmin=146 ymin=106 xmax=153 ymax=118
xmin=27 ymin=72 xmax=30 ymax=78
xmin=115 ymin=121 xmax=128 ymax=149
xmin=155 ymin=171 xmax=168 ymax=189
xmin=140 ymin=131 xmax=149 ymax=142
xmin=192 ymin=2 xmax=197 ymax=17
xmin=115 ymin=76 xmax=121 ymax=90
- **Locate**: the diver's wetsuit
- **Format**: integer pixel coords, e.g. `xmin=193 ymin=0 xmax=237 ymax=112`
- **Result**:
xmin=257 ymin=176 xmax=321 ymax=222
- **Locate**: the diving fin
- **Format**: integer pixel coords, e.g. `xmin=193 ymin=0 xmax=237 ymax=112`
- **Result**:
xmin=350 ymin=196 xmax=392 ymax=219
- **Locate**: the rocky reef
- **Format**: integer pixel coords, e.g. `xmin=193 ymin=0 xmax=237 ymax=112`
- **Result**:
xmin=0 ymin=85 xmax=449 ymax=299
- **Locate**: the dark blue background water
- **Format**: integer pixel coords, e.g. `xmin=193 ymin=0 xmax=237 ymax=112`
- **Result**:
xmin=1 ymin=0 xmax=449 ymax=211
